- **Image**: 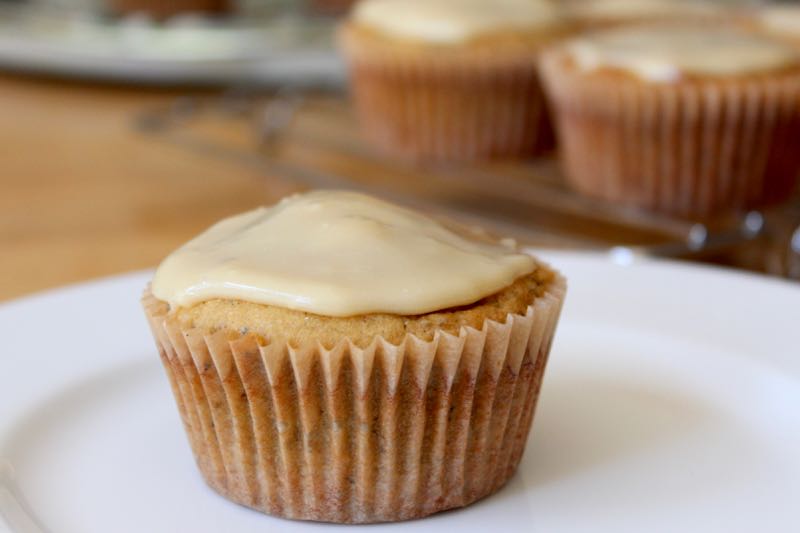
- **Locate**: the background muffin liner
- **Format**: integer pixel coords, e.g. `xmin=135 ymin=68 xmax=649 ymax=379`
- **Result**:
xmin=339 ymin=26 xmax=559 ymax=162
xmin=540 ymin=52 xmax=800 ymax=218
xmin=142 ymin=272 xmax=565 ymax=524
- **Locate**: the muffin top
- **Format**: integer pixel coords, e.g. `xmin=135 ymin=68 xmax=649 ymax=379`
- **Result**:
xmin=152 ymin=190 xmax=535 ymax=317
xmin=168 ymin=267 xmax=555 ymax=347
xmin=565 ymin=26 xmax=798 ymax=81
xmin=758 ymin=5 xmax=800 ymax=38
xmin=565 ymin=0 xmax=722 ymax=23
xmin=350 ymin=0 xmax=564 ymax=44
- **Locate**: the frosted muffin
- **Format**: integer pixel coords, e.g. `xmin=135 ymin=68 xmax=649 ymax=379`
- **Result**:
xmin=142 ymin=190 xmax=566 ymax=523
xmin=540 ymin=26 xmax=800 ymax=218
xmin=564 ymin=0 xmax=730 ymax=29
xmin=339 ymin=0 xmax=572 ymax=161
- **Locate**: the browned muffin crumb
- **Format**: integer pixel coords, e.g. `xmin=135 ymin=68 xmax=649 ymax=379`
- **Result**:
xmin=172 ymin=264 xmax=555 ymax=348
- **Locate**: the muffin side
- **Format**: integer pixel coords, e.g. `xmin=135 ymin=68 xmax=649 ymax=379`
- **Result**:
xmin=540 ymin=27 xmax=800 ymax=217
xmin=143 ymin=265 xmax=565 ymax=523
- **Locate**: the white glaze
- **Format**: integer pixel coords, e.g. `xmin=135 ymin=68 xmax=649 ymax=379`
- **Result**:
xmin=567 ymin=0 xmax=721 ymax=22
xmin=352 ymin=0 xmax=563 ymax=44
xmin=567 ymin=26 xmax=797 ymax=81
xmin=152 ymin=191 xmax=535 ymax=316
xmin=760 ymin=5 xmax=800 ymax=38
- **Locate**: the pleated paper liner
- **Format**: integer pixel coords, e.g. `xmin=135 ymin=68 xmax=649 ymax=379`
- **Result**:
xmin=540 ymin=52 xmax=800 ymax=218
xmin=142 ymin=272 xmax=566 ymax=524
xmin=338 ymin=25 xmax=562 ymax=162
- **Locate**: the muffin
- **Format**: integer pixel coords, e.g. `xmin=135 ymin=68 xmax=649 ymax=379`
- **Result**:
xmin=564 ymin=0 xmax=731 ymax=29
xmin=142 ymin=190 xmax=566 ymax=523
xmin=339 ymin=0 xmax=572 ymax=161
xmin=540 ymin=25 xmax=800 ymax=218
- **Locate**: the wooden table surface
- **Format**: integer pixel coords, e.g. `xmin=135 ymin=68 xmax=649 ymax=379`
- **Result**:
xmin=0 ymin=74 xmax=298 ymax=302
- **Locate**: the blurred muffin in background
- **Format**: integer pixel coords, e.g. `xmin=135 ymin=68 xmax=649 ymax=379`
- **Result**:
xmin=754 ymin=4 xmax=800 ymax=48
xmin=540 ymin=25 xmax=800 ymax=218
xmin=110 ymin=0 xmax=233 ymax=18
xmin=339 ymin=0 xmax=572 ymax=162
xmin=564 ymin=0 xmax=731 ymax=29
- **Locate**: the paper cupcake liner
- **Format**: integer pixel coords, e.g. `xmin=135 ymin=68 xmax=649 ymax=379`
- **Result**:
xmin=339 ymin=27 xmax=559 ymax=162
xmin=540 ymin=53 xmax=800 ymax=218
xmin=142 ymin=273 xmax=565 ymax=523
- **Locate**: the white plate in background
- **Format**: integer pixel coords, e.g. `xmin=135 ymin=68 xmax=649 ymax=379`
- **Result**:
xmin=0 ymin=5 xmax=344 ymax=87
xmin=1 ymin=252 xmax=799 ymax=533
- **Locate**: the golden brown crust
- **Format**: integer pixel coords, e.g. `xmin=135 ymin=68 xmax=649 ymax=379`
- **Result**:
xmin=170 ymin=264 xmax=556 ymax=348
xmin=539 ymin=46 xmax=800 ymax=217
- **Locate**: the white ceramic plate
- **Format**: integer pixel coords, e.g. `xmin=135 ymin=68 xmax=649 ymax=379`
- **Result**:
xmin=1 ymin=252 xmax=799 ymax=533
xmin=0 ymin=5 xmax=344 ymax=87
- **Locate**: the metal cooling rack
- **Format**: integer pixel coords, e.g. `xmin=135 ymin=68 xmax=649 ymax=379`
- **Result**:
xmin=136 ymin=88 xmax=800 ymax=280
